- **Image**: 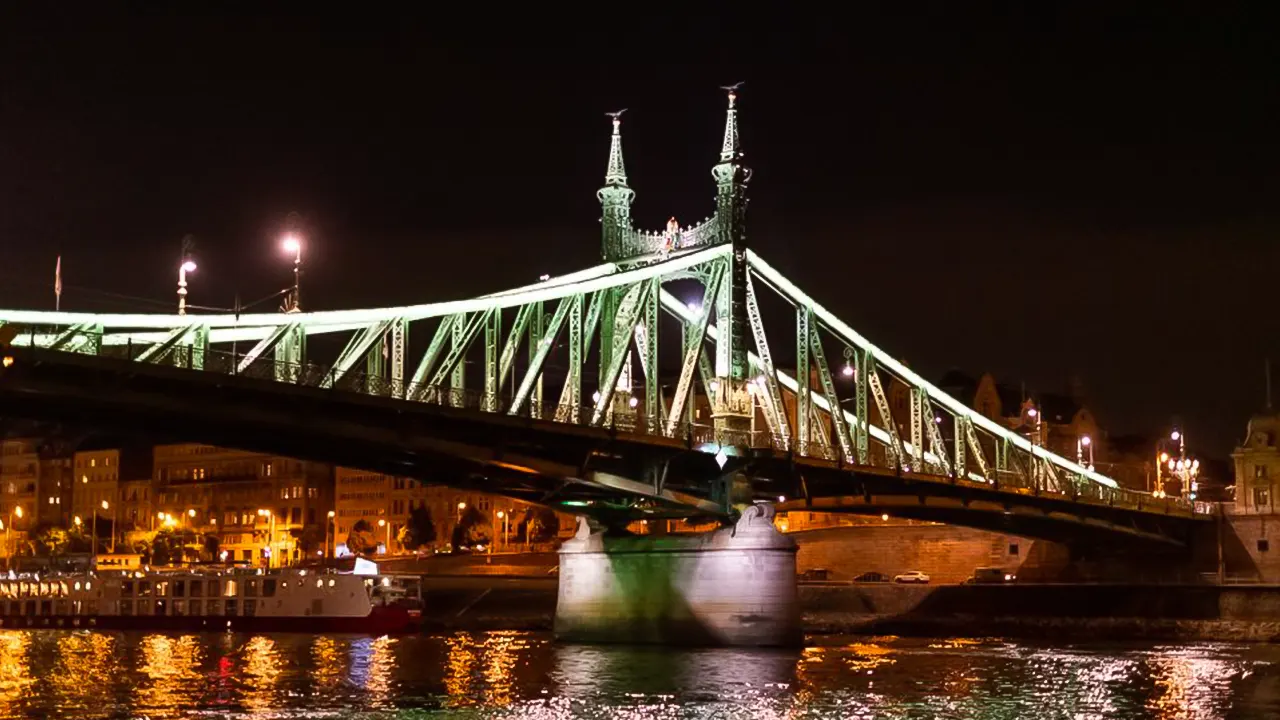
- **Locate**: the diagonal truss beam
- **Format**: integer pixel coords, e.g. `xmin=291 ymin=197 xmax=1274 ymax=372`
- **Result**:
xmin=665 ymin=262 xmax=725 ymax=436
xmin=510 ymin=296 xmax=573 ymax=415
xmin=591 ymin=282 xmax=652 ymax=426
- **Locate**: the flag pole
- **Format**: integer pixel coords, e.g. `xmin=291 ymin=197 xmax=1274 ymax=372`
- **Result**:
xmin=54 ymin=255 xmax=62 ymax=312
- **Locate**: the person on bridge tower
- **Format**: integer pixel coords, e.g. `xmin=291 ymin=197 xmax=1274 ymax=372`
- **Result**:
xmin=661 ymin=217 xmax=680 ymax=257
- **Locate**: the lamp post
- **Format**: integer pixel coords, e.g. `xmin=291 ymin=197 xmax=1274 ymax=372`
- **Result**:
xmin=4 ymin=506 xmax=21 ymax=566
xmin=257 ymin=509 xmax=276 ymax=568
xmin=1152 ymin=429 xmax=1198 ymax=499
xmin=282 ymin=230 xmax=303 ymax=313
xmin=377 ymin=518 xmax=391 ymax=555
xmin=496 ymin=510 xmax=510 ymax=552
xmin=326 ymin=510 xmax=335 ymax=559
xmin=177 ymin=259 xmax=197 ymax=316
xmin=1076 ymin=435 xmax=1095 ymax=471
xmin=106 ymin=500 xmax=116 ymax=553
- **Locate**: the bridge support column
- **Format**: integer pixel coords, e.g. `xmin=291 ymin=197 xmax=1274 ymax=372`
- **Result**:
xmin=554 ymin=503 xmax=801 ymax=647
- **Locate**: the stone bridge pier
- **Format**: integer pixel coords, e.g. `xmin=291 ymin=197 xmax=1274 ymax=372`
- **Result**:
xmin=554 ymin=503 xmax=802 ymax=647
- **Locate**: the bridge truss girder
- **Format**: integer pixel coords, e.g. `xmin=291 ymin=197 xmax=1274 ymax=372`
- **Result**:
xmin=0 ymin=244 xmax=1199 ymax=523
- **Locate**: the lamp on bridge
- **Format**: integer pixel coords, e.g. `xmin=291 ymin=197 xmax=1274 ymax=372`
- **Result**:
xmin=1077 ymin=435 xmax=1095 ymax=471
xmin=177 ymin=259 xmax=197 ymax=316
xmin=1153 ymin=429 xmax=1199 ymax=499
xmin=282 ymin=231 xmax=303 ymax=313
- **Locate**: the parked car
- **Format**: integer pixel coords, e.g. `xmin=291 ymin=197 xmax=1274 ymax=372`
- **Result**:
xmin=799 ymin=568 xmax=831 ymax=581
xmin=852 ymin=572 xmax=888 ymax=583
xmin=893 ymin=570 xmax=930 ymax=584
xmin=965 ymin=567 xmax=1016 ymax=584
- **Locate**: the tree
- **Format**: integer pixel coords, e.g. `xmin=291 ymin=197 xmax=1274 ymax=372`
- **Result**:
xmin=346 ymin=519 xmax=378 ymax=556
xmin=398 ymin=506 xmax=436 ymax=551
xmin=202 ymin=533 xmax=221 ymax=560
xmin=524 ymin=507 xmax=560 ymax=544
xmin=451 ymin=505 xmax=491 ymax=551
xmin=292 ymin=525 xmax=324 ymax=556
xmin=31 ymin=525 xmax=70 ymax=558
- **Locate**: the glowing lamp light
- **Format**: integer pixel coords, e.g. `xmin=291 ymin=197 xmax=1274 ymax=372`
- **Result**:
xmin=841 ymin=363 xmax=854 ymax=377
xmin=628 ymin=396 xmax=638 ymax=408
xmin=881 ymin=513 xmax=889 ymax=521
xmin=1159 ymin=452 xmax=1170 ymax=463
xmin=1 ymin=357 xmax=12 ymax=368
xmin=687 ymin=302 xmax=701 ymax=316
xmin=1080 ymin=436 xmax=1091 ymax=447
xmin=1170 ymin=431 xmax=1181 ymax=441
xmin=777 ymin=495 xmax=786 ymax=502
xmin=591 ymin=390 xmax=601 ymax=403
xmin=180 ymin=260 xmax=197 ymax=273
xmin=1026 ymin=408 xmax=1038 ymax=418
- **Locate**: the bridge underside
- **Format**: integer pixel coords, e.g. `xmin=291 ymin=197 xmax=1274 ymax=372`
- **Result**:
xmin=0 ymin=348 xmax=1208 ymax=545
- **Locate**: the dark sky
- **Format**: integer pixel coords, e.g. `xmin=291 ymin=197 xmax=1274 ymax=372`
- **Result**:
xmin=1 ymin=7 xmax=1277 ymax=459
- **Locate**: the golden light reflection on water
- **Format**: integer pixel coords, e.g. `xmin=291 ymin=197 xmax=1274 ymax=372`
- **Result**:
xmin=480 ymin=631 xmax=529 ymax=706
xmin=310 ymin=636 xmax=345 ymax=693
xmin=51 ymin=632 xmax=120 ymax=711
xmin=444 ymin=632 xmax=479 ymax=704
xmin=443 ymin=631 xmax=538 ymax=707
xmin=1145 ymin=647 xmax=1240 ymax=720
xmin=136 ymin=634 xmax=203 ymax=718
xmin=364 ymin=636 xmax=396 ymax=708
xmin=0 ymin=631 xmax=33 ymax=715
xmin=240 ymin=635 xmax=282 ymax=716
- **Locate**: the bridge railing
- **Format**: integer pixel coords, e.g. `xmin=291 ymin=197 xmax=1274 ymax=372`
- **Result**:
xmin=12 ymin=325 xmax=1200 ymax=516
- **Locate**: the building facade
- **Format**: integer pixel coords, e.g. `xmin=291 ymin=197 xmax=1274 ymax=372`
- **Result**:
xmin=334 ymin=468 xmax=574 ymax=555
xmin=151 ymin=444 xmax=334 ymax=565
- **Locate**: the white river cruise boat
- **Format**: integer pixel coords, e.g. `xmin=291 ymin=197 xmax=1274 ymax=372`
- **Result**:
xmin=0 ymin=563 xmax=422 ymax=633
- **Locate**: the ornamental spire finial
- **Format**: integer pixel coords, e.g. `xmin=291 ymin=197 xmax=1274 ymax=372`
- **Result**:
xmin=718 ymin=82 xmax=744 ymax=162
xmin=604 ymin=109 xmax=629 ymax=186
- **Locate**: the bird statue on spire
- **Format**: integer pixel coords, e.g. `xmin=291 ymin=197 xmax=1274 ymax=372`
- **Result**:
xmin=605 ymin=109 xmax=627 ymax=120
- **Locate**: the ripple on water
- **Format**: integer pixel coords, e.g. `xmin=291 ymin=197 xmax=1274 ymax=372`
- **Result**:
xmin=0 ymin=631 xmax=1277 ymax=719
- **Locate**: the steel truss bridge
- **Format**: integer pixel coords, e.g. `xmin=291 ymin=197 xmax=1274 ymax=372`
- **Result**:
xmin=0 ymin=89 xmax=1210 ymax=545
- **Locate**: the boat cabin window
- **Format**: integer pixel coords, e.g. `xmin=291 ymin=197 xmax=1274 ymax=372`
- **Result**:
xmin=263 ymin=579 xmax=277 ymax=597
xmin=121 ymin=581 xmax=134 ymax=597
xmin=173 ymin=580 xmax=186 ymax=598
xmin=189 ymin=580 xmax=203 ymax=597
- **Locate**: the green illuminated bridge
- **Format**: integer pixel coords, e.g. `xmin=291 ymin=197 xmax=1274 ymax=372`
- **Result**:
xmin=0 ymin=89 xmax=1211 ymax=546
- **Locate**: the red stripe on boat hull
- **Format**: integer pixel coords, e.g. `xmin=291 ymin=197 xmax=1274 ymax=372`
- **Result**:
xmin=0 ymin=606 xmax=419 ymax=634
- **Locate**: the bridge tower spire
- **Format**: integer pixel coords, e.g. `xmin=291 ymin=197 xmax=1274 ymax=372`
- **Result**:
xmin=711 ymin=84 xmax=753 ymax=444
xmin=598 ymin=110 xmax=636 ymax=261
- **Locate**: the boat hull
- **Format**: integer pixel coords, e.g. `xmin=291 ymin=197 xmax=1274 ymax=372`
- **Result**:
xmin=0 ymin=606 xmax=420 ymax=634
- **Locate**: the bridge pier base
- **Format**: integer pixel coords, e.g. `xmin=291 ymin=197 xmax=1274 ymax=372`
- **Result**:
xmin=554 ymin=503 xmax=801 ymax=647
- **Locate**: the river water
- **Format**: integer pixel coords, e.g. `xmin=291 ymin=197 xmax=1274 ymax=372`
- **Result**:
xmin=1 ymin=630 xmax=1278 ymax=718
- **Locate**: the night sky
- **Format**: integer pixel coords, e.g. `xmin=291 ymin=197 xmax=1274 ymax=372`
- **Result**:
xmin=1 ymin=7 xmax=1277 ymax=459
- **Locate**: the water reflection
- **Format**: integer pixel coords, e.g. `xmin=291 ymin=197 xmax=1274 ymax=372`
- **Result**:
xmin=136 ymin=634 xmax=203 ymax=718
xmin=239 ymin=635 xmax=282 ymax=715
xmin=0 ymin=631 xmax=33 ymax=716
xmin=50 ymin=632 xmax=121 ymax=714
xmin=0 ymin=631 xmax=1274 ymax=718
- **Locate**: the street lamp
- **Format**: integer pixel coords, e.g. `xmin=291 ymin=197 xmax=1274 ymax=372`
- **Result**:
xmin=257 ymin=509 xmax=276 ymax=568
xmin=103 ymin=500 xmax=115 ymax=553
xmin=1077 ymin=435 xmax=1095 ymax=472
xmin=377 ymin=518 xmax=391 ymax=555
xmin=177 ymin=260 xmax=197 ymax=315
xmin=1154 ymin=429 xmax=1198 ymax=499
xmin=326 ymin=510 xmax=335 ymax=559
xmin=282 ymin=230 xmax=303 ymax=313
xmin=5 ymin=506 xmax=22 ymax=566
xmin=496 ymin=510 xmax=510 ymax=552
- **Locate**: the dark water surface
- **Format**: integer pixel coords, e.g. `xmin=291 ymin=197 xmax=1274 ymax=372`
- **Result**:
xmin=1 ymin=630 xmax=1278 ymax=718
